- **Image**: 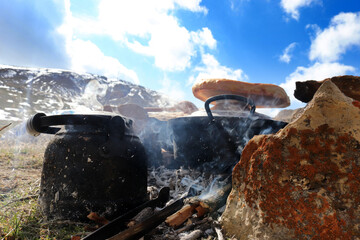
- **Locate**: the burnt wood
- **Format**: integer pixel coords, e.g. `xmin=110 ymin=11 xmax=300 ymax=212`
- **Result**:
xmin=106 ymin=185 xmax=200 ymax=240
xmin=82 ymin=187 xmax=170 ymax=240
xmin=108 ymin=198 xmax=184 ymax=240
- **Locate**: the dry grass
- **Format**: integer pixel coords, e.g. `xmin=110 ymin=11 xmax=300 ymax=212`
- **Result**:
xmin=0 ymin=142 xmax=89 ymax=240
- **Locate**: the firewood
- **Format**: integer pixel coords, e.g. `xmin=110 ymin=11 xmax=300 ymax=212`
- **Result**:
xmin=127 ymin=207 xmax=153 ymax=227
xmin=108 ymin=198 xmax=184 ymax=240
xmin=176 ymin=218 xmax=210 ymax=234
xmin=189 ymin=182 xmax=232 ymax=213
xmin=87 ymin=212 xmax=109 ymax=226
xmin=165 ymin=203 xmax=199 ymax=228
xmin=108 ymin=185 xmax=199 ymax=240
xmin=195 ymin=202 xmax=209 ymax=218
xmin=166 ymin=180 xmax=231 ymax=231
xmin=82 ymin=187 xmax=170 ymax=240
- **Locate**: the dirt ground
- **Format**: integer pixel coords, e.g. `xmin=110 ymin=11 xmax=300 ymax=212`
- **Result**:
xmin=0 ymin=143 xmax=43 ymax=195
xmin=0 ymin=137 xmax=90 ymax=239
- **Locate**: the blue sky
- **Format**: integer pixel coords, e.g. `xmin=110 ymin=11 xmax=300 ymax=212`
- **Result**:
xmin=0 ymin=0 xmax=360 ymax=116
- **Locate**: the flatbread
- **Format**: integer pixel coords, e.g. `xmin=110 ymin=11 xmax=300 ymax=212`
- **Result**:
xmin=192 ymin=79 xmax=290 ymax=108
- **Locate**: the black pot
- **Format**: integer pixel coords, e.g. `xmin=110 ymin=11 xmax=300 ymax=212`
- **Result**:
xmin=169 ymin=95 xmax=287 ymax=173
xmin=27 ymin=113 xmax=148 ymax=221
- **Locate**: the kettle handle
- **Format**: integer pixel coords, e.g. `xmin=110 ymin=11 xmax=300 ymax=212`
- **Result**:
xmin=26 ymin=113 xmax=124 ymax=136
xmin=204 ymin=94 xmax=256 ymax=121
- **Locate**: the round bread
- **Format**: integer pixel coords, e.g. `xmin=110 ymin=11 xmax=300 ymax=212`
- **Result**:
xmin=192 ymin=79 xmax=290 ymax=108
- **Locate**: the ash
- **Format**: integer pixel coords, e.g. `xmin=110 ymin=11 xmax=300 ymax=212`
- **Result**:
xmin=144 ymin=166 xmax=229 ymax=240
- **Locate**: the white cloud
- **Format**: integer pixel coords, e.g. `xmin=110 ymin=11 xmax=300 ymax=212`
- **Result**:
xmin=229 ymin=0 xmax=250 ymax=12
xmin=280 ymin=62 xmax=355 ymax=109
xmin=309 ymin=12 xmax=360 ymax=62
xmin=306 ymin=24 xmax=321 ymax=35
xmin=174 ymin=0 xmax=208 ymax=14
xmin=95 ymin=0 xmax=207 ymax=39
xmin=188 ymin=53 xmax=248 ymax=86
xmin=191 ymin=28 xmax=217 ymax=50
xmin=0 ymin=0 xmax=211 ymax=83
xmin=57 ymin=0 xmax=140 ymax=84
xmin=279 ymin=42 xmax=297 ymax=63
xmin=72 ymin=0 xmax=211 ymax=72
xmin=280 ymin=0 xmax=318 ymax=20
xmin=0 ymin=1 xmax=70 ymax=69
xmin=68 ymin=39 xmax=140 ymax=84
xmin=277 ymin=11 xmax=359 ymax=112
xmin=126 ymin=20 xmax=194 ymax=71
xmin=159 ymin=75 xmax=186 ymax=101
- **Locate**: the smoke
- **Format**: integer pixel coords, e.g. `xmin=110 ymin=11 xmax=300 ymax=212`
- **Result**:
xmin=158 ymin=75 xmax=186 ymax=103
xmin=198 ymin=175 xmax=230 ymax=201
xmin=148 ymin=167 xmax=206 ymax=200
xmin=80 ymin=80 xmax=108 ymax=111
xmin=51 ymin=79 xmax=109 ymax=113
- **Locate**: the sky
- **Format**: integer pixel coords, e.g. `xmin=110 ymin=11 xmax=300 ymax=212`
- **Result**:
xmin=0 ymin=0 xmax=360 ymax=116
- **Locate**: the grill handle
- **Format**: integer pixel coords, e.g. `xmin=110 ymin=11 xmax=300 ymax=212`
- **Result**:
xmin=204 ymin=94 xmax=256 ymax=122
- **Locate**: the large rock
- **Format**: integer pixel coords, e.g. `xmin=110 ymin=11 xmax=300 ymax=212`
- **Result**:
xmin=294 ymin=75 xmax=360 ymax=103
xmin=221 ymin=80 xmax=360 ymax=239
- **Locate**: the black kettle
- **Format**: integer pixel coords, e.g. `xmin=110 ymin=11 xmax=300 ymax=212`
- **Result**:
xmin=27 ymin=113 xmax=148 ymax=221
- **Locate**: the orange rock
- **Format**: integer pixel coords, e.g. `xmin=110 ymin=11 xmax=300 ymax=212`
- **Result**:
xmin=192 ymin=78 xmax=290 ymax=108
xmin=221 ymin=80 xmax=360 ymax=239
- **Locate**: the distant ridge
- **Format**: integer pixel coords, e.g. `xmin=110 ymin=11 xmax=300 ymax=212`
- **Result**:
xmin=0 ymin=65 xmax=175 ymax=125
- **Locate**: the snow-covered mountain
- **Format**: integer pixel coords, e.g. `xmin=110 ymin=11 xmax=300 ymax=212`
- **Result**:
xmin=0 ymin=65 xmax=175 ymax=126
